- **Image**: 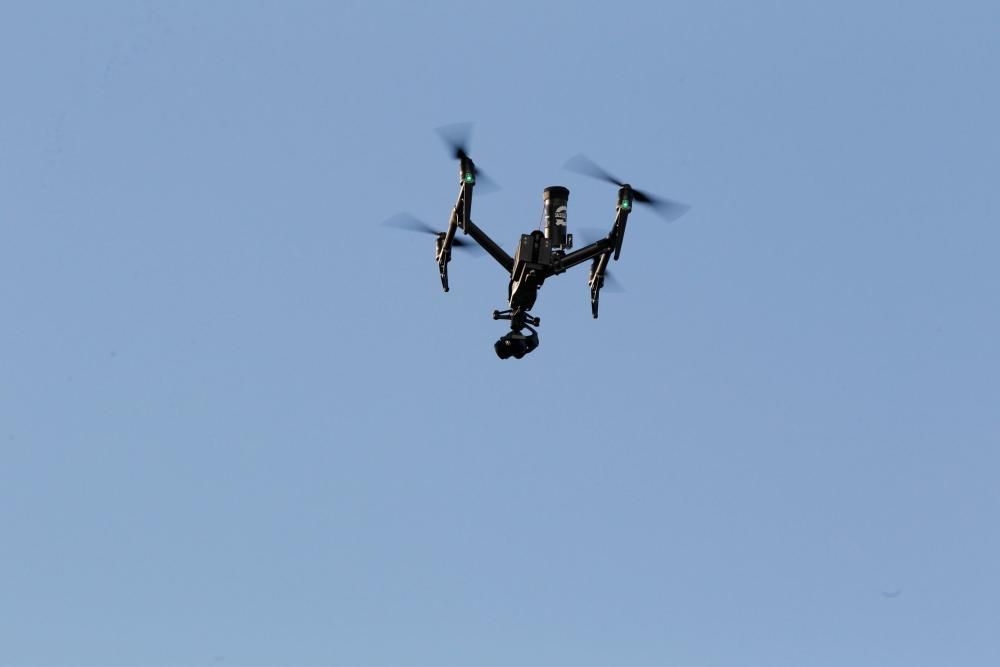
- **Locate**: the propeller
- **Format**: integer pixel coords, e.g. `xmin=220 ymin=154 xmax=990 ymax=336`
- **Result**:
xmin=576 ymin=226 xmax=611 ymax=246
xmin=383 ymin=213 xmax=483 ymax=254
xmin=564 ymin=154 xmax=690 ymax=222
xmin=599 ymin=269 xmax=624 ymax=293
xmin=435 ymin=122 xmax=501 ymax=193
xmin=436 ymin=122 xmax=475 ymax=161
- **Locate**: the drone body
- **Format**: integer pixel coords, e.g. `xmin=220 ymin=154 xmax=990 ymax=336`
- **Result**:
xmin=387 ymin=125 xmax=689 ymax=359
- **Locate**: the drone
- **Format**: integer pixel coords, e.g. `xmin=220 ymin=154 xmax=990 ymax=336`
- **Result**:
xmin=386 ymin=124 xmax=690 ymax=359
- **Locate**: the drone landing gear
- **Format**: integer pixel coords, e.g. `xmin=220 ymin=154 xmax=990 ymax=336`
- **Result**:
xmin=435 ymin=233 xmax=451 ymax=292
xmin=492 ymin=308 xmax=540 ymax=359
xmin=588 ymin=253 xmax=610 ymax=319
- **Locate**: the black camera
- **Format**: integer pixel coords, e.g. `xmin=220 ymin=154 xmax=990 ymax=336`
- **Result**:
xmin=494 ymin=330 xmax=539 ymax=359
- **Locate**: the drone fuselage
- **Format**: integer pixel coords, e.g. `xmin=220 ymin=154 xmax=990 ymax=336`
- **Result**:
xmin=508 ymin=230 xmax=553 ymax=312
xmin=439 ymin=165 xmax=627 ymax=359
xmin=392 ymin=127 xmax=688 ymax=358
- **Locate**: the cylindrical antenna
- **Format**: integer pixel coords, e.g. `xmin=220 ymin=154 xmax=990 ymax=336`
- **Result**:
xmin=542 ymin=186 xmax=571 ymax=250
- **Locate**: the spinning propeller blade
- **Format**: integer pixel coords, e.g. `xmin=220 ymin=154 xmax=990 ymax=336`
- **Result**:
xmin=564 ymin=153 xmax=623 ymax=188
xmin=436 ymin=122 xmax=474 ymax=161
xmin=435 ymin=122 xmax=501 ymax=193
xmin=601 ymin=269 xmax=625 ymax=293
xmin=577 ymin=226 xmax=612 ymax=246
xmin=564 ymin=154 xmax=690 ymax=222
xmin=382 ymin=213 xmax=483 ymax=253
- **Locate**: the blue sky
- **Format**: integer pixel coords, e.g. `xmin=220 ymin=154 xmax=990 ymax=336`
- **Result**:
xmin=2 ymin=2 xmax=999 ymax=665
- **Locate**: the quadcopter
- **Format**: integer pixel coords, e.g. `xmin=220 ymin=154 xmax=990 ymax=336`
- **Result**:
xmin=386 ymin=124 xmax=690 ymax=359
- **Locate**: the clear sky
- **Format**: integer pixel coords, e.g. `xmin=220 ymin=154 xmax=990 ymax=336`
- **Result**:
xmin=2 ymin=2 xmax=999 ymax=666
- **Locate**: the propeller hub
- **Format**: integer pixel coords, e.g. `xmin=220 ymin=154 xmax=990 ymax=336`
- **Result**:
xmin=618 ymin=185 xmax=633 ymax=210
xmin=460 ymin=156 xmax=475 ymax=184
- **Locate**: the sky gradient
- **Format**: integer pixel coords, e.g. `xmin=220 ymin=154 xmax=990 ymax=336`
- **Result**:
xmin=2 ymin=2 xmax=999 ymax=665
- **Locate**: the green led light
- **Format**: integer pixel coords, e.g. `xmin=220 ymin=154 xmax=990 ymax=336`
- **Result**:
xmin=464 ymin=172 xmax=475 ymax=183
xmin=620 ymin=199 xmax=632 ymax=209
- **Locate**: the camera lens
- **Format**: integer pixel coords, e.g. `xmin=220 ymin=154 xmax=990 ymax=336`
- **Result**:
xmin=495 ymin=331 xmax=537 ymax=359
xmin=495 ymin=336 xmax=515 ymax=359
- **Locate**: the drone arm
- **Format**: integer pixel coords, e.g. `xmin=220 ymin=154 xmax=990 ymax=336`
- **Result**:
xmin=453 ymin=179 xmax=515 ymax=272
xmin=436 ymin=181 xmax=476 ymax=291
xmin=436 ymin=149 xmax=515 ymax=287
xmin=609 ymin=205 xmax=633 ymax=260
xmin=588 ymin=251 xmax=612 ymax=318
xmin=547 ymin=224 xmax=618 ymax=319
xmin=464 ymin=218 xmax=515 ymax=273
xmin=552 ymin=236 xmax=614 ymax=273
xmin=442 ymin=182 xmax=470 ymax=251
xmin=435 ymin=205 xmax=461 ymax=292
